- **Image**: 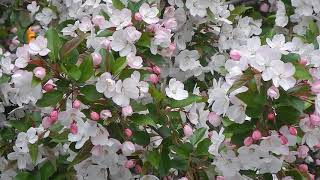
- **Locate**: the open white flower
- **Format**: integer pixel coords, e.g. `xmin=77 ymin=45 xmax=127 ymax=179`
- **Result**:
xmin=139 ymin=3 xmax=159 ymax=24
xmin=175 ymin=50 xmax=201 ymax=72
xmin=165 ymin=78 xmax=188 ymax=100
xmin=110 ymin=8 xmax=132 ymax=30
xmin=127 ymin=53 xmax=143 ymax=69
xmin=28 ymin=36 xmax=50 ymax=56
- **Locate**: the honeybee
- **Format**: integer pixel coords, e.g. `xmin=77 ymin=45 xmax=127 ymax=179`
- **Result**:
xmin=26 ymin=26 xmax=36 ymax=43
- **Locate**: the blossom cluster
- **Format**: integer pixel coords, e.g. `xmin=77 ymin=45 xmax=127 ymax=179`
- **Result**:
xmin=0 ymin=0 xmax=320 ymax=179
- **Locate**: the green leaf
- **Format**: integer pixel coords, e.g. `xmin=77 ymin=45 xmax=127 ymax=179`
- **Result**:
xmin=170 ymin=143 xmax=193 ymax=158
xmin=285 ymin=169 xmax=307 ymax=180
xmin=80 ymin=85 xmax=103 ymax=101
xmin=112 ymin=0 xmax=125 ymax=10
xmin=79 ymin=56 xmax=94 ymax=82
xmin=294 ymin=63 xmax=312 ymax=80
xmin=170 ymin=158 xmax=188 ymax=170
xmin=29 ymin=143 xmax=38 ymax=164
xmin=61 ymin=49 xmax=79 ymax=64
xmin=149 ymin=85 xmax=165 ymax=103
xmin=136 ymin=32 xmax=151 ymax=48
xmin=46 ymin=28 xmax=62 ymax=62
xmin=0 ymin=74 xmax=10 ymax=84
xmin=67 ymin=64 xmax=81 ymax=80
xmin=282 ymin=53 xmax=300 ymax=63
xmin=169 ymin=95 xmax=204 ymax=108
xmin=190 ymin=128 xmax=206 ymax=146
xmin=127 ymin=0 xmax=145 ymax=13
xmin=228 ymin=70 xmax=254 ymax=93
xmin=237 ymin=90 xmax=266 ymax=108
xmin=130 ymin=114 xmax=156 ymax=126
xmin=228 ymin=5 xmax=252 ymax=22
xmin=225 ymin=121 xmax=254 ymax=135
xmin=96 ymin=29 xmax=113 ymax=37
xmin=111 ymin=56 xmax=127 ymax=76
xmin=69 ymin=141 xmax=93 ymax=169
xmin=132 ymin=130 xmax=150 ymax=145
xmin=40 ymin=161 xmax=55 ymax=180
xmin=195 ymin=139 xmax=211 ymax=156
xmin=36 ymin=91 xmax=63 ymax=107
xmin=60 ymin=33 xmax=87 ymax=59
xmin=276 ymin=106 xmax=300 ymax=126
xmin=159 ymin=147 xmax=170 ymax=177
xmin=15 ymin=171 xmax=32 ymax=180
xmin=146 ymin=150 xmax=160 ymax=169
xmin=141 ymin=51 xmax=165 ymax=66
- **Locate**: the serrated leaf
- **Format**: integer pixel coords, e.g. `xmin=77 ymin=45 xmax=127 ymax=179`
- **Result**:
xmin=60 ymin=33 xmax=86 ymax=59
xmin=67 ymin=64 xmax=81 ymax=80
xmin=39 ymin=161 xmax=55 ymax=180
xmin=112 ymin=0 xmax=125 ymax=10
xmin=132 ymin=130 xmax=150 ymax=145
xmin=195 ymin=139 xmax=211 ymax=156
xmin=169 ymin=95 xmax=204 ymax=108
xmin=190 ymin=128 xmax=206 ymax=146
xmin=80 ymin=85 xmax=103 ymax=101
xmin=136 ymin=32 xmax=151 ymax=48
xmin=36 ymin=91 xmax=63 ymax=107
xmin=294 ymin=63 xmax=312 ymax=80
xmin=28 ymin=143 xmax=38 ymax=164
xmin=111 ymin=56 xmax=127 ymax=76
xmin=228 ymin=5 xmax=252 ymax=22
xmin=79 ymin=56 xmax=94 ymax=82
xmin=46 ymin=28 xmax=62 ymax=62
xmin=130 ymin=114 xmax=156 ymax=126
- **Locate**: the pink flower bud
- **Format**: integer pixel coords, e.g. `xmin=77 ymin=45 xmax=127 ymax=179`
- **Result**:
xmin=33 ymin=67 xmax=46 ymax=80
xmin=90 ymin=111 xmax=100 ymax=121
xmin=70 ymin=121 xmax=78 ymax=135
xmin=207 ymin=112 xmax=221 ymax=127
xmin=259 ymin=2 xmax=269 ymax=12
xmin=297 ymin=145 xmax=309 ymax=158
xmin=122 ymin=141 xmax=135 ymax=156
xmin=298 ymin=164 xmax=308 ymax=173
xmin=311 ymin=80 xmax=320 ymax=94
xmin=43 ymin=83 xmax=54 ymax=92
xmin=229 ymin=50 xmax=241 ymax=61
xmin=92 ymin=15 xmax=105 ymax=28
xmin=50 ymin=110 xmax=58 ymax=122
xmin=100 ymin=109 xmax=112 ymax=120
xmin=309 ymin=174 xmax=315 ymax=180
xmin=299 ymin=58 xmax=308 ymax=66
xmin=124 ymin=128 xmax=133 ymax=138
xmin=146 ymin=67 xmax=153 ymax=72
xmin=310 ymin=114 xmax=320 ymax=126
xmin=91 ymin=52 xmax=102 ymax=66
xmin=149 ymin=74 xmax=159 ymax=84
xmin=125 ymin=160 xmax=135 ymax=168
xmin=122 ymin=106 xmax=133 ymax=117
xmin=316 ymin=159 xmax=320 ymax=166
xmin=168 ymin=43 xmax=176 ymax=51
xmin=267 ymin=86 xmax=279 ymax=99
xmin=216 ymin=176 xmax=225 ymax=180
xmin=244 ymin=137 xmax=253 ymax=146
xmin=102 ymin=39 xmax=111 ymax=50
xmin=72 ymin=100 xmax=81 ymax=109
xmin=152 ymin=66 xmax=161 ymax=75
xmin=252 ymin=130 xmax=262 ymax=141
xmin=280 ymin=135 xmax=288 ymax=145
xmin=135 ymin=164 xmax=142 ymax=173
xmin=42 ymin=117 xmax=52 ymax=129
xmin=134 ymin=12 xmax=142 ymax=21
xmin=289 ymin=126 xmax=298 ymax=136
xmin=183 ymin=124 xmax=193 ymax=137
xmin=267 ymin=112 xmax=275 ymax=121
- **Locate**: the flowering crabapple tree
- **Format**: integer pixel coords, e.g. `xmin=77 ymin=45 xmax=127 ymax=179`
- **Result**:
xmin=1 ymin=0 xmax=320 ymax=179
